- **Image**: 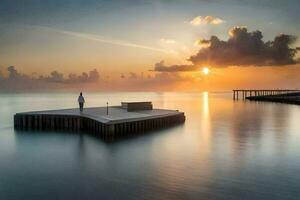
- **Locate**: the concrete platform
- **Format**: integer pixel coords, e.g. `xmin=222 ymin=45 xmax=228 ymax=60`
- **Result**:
xmin=17 ymin=106 xmax=184 ymax=124
xmin=14 ymin=106 xmax=185 ymax=139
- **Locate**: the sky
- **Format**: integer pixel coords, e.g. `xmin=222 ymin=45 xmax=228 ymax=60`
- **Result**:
xmin=0 ymin=0 xmax=299 ymax=91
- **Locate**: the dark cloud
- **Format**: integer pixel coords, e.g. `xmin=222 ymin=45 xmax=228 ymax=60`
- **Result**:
xmin=39 ymin=68 xmax=99 ymax=84
xmin=127 ymin=72 xmax=148 ymax=80
xmin=116 ymin=71 xmax=191 ymax=91
xmin=88 ymin=69 xmax=100 ymax=82
xmin=153 ymin=27 xmax=299 ymax=72
xmin=0 ymin=66 xmax=100 ymax=89
xmin=42 ymin=71 xmax=64 ymax=83
xmin=190 ymin=27 xmax=299 ymax=67
xmin=7 ymin=66 xmax=30 ymax=80
xmin=153 ymin=60 xmax=197 ymax=72
xmin=62 ymin=69 xmax=99 ymax=83
xmin=129 ymin=72 xmax=138 ymax=79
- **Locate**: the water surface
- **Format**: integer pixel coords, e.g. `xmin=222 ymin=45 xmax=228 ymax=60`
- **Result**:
xmin=1 ymin=92 xmax=300 ymax=200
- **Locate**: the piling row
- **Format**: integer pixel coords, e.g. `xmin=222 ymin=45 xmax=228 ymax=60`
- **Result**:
xmin=14 ymin=114 xmax=82 ymax=131
xmin=233 ymin=89 xmax=300 ymax=100
xmin=14 ymin=113 xmax=185 ymax=139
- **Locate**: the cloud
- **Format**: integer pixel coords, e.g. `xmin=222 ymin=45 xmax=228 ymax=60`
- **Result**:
xmin=42 ymin=69 xmax=100 ymax=83
xmin=1 ymin=66 xmax=100 ymax=84
xmin=160 ymin=38 xmax=176 ymax=44
xmin=36 ymin=26 xmax=168 ymax=53
xmin=6 ymin=66 xmax=32 ymax=81
xmin=190 ymin=27 xmax=299 ymax=67
xmin=190 ymin=16 xmax=225 ymax=26
xmin=129 ymin=72 xmax=138 ymax=79
xmin=116 ymin=71 xmax=191 ymax=91
xmin=153 ymin=60 xmax=197 ymax=72
xmin=43 ymin=71 xmax=64 ymax=83
xmin=0 ymin=66 xmax=101 ymax=91
xmin=194 ymin=39 xmax=211 ymax=48
xmin=153 ymin=27 xmax=299 ymax=72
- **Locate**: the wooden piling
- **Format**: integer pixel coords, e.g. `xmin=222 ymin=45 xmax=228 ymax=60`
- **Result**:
xmin=233 ymin=89 xmax=300 ymax=100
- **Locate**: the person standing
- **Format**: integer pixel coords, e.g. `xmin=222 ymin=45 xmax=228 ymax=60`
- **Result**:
xmin=78 ymin=92 xmax=85 ymax=112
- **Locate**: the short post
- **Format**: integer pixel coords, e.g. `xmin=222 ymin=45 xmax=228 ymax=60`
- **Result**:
xmin=106 ymin=102 xmax=109 ymax=115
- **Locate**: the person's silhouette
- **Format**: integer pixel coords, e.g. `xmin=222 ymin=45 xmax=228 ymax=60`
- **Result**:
xmin=78 ymin=92 xmax=85 ymax=112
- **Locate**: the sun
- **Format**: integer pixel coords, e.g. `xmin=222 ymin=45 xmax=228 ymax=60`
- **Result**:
xmin=202 ymin=67 xmax=210 ymax=75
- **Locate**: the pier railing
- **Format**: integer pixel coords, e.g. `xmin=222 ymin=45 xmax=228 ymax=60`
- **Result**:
xmin=232 ymin=89 xmax=300 ymax=100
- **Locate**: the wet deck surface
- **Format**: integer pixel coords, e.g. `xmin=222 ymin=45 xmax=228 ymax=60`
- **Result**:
xmin=19 ymin=106 xmax=183 ymax=124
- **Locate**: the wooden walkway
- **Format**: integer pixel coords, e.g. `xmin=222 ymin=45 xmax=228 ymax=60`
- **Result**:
xmin=232 ymin=89 xmax=300 ymax=100
xmin=14 ymin=106 xmax=185 ymax=139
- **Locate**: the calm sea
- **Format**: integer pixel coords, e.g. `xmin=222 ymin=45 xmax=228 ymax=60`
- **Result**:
xmin=1 ymin=92 xmax=300 ymax=200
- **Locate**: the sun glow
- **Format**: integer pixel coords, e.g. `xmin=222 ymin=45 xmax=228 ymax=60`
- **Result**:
xmin=202 ymin=67 xmax=210 ymax=75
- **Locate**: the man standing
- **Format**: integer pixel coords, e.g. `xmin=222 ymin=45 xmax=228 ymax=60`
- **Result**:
xmin=78 ymin=92 xmax=85 ymax=112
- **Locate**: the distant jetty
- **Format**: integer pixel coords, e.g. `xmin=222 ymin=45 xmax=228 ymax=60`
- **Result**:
xmin=14 ymin=102 xmax=185 ymax=139
xmin=246 ymin=92 xmax=300 ymax=105
xmin=232 ymin=89 xmax=300 ymax=105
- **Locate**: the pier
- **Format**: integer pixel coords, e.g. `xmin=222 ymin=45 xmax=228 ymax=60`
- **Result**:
xmin=232 ymin=89 xmax=300 ymax=100
xmin=14 ymin=102 xmax=185 ymax=139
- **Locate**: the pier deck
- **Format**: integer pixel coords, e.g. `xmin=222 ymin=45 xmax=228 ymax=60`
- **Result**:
xmin=14 ymin=106 xmax=185 ymax=139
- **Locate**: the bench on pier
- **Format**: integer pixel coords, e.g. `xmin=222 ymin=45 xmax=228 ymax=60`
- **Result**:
xmin=121 ymin=102 xmax=153 ymax=111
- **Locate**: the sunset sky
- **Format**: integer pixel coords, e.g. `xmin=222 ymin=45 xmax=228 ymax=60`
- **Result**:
xmin=0 ymin=0 xmax=299 ymax=91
